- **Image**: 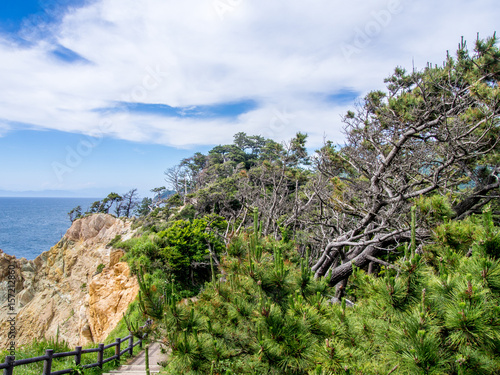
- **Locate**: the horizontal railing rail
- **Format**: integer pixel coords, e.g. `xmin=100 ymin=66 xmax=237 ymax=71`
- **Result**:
xmin=1 ymin=333 xmax=144 ymax=375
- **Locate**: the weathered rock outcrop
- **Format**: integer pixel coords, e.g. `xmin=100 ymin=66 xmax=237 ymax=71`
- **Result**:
xmin=0 ymin=214 xmax=139 ymax=348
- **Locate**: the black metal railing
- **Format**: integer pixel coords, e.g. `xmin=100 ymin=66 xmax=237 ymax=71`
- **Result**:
xmin=0 ymin=333 xmax=143 ymax=375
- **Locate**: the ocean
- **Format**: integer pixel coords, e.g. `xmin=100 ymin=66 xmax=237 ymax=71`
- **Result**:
xmin=0 ymin=197 xmax=98 ymax=260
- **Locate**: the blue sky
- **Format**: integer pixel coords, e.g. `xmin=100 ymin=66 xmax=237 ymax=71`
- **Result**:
xmin=0 ymin=129 xmax=208 ymax=196
xmin=0 ymin=1 xmax=42 ymax=32
xmin=0 ymin=0 xmax=498 ymax=197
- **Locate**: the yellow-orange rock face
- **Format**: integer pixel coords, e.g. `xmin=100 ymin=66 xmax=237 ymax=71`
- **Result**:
xmin=0 ymin=214 xmax=138 ymax=348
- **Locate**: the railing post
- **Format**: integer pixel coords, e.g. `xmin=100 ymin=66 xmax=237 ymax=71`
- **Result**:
xmin=115 ymin=338 xmax=121 ymax=366
xmin=3 ymin=355 xmax=15 ymax=375
xmin=97 ymin=343 xmax=104 ymax=369
xmin=42 ymin=349 xmax=54 ymax=375
xmin=75 ymin=346 xmax=82 ymax=366
xmin=128 ymin=333 xmax=134 ymax=356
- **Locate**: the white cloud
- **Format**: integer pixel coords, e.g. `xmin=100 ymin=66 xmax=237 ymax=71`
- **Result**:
xmin=0 ymin=0 xmax=498 ymax=148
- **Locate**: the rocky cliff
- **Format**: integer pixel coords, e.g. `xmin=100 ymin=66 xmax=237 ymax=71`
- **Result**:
xmin=0 ymin=214 xmax=139 ymax=348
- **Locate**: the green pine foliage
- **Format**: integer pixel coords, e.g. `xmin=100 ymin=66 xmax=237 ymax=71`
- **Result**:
xmin=133 ymin=209 xmax=500 ymax=375
xmin=158 ymin=234 xmax=335 ymax=374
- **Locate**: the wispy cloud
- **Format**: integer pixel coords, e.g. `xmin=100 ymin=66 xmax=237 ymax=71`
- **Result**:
xmin=0 ymin=0 xmax=498 ymax=148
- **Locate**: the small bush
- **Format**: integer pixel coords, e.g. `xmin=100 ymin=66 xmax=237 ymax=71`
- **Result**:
xmin=107 ymin=234 xmax=122 ymax=247
xmin=96 ymin=263 xmax=105 ymax=274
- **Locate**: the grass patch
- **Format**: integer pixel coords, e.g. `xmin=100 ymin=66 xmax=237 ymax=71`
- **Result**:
xmin=0 ymin=301 xmax=146 ymax=375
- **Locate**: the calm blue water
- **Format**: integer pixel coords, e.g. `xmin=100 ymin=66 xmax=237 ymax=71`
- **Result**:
xmin=0 ymin=197 xmax=98 ymax=260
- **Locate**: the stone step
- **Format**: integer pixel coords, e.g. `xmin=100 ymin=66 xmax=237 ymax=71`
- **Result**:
xmin=103 ymin=342 xmax=167 ymax=374
xmin=103 ymin=369 xmax=160 ymax=375
xmin=106 ymin=365 xmax=162 ymax=371
xmin=102 ymin=363 xmax=162 ymax=374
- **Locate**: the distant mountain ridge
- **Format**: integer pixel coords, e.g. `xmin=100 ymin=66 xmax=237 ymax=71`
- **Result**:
xmin=0 ymin=190 xmax=87 ymax=198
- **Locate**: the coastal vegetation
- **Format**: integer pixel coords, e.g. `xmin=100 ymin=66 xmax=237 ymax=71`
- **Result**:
xmin=4 ymin=34 xmax=498 ymax=374
xmin=112 ymin=34 xmax=499 ymax=374
xmin=130 ymin=211 xmax=500 ymax=374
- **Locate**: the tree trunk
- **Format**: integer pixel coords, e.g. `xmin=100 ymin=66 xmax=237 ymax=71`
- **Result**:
xmin=453 ymin=175 xmax=500 ymax=219
xmin=334 ymin=277 xmax=348 ymax=299
xmin=367 ymin=261 xmax=374 ymax=275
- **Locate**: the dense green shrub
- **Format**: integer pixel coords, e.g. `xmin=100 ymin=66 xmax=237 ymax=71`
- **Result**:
xmin=118 ymin=214 xmax=227 ymax=290
xmin=135 ymin=213 xmax=500 ymax=374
